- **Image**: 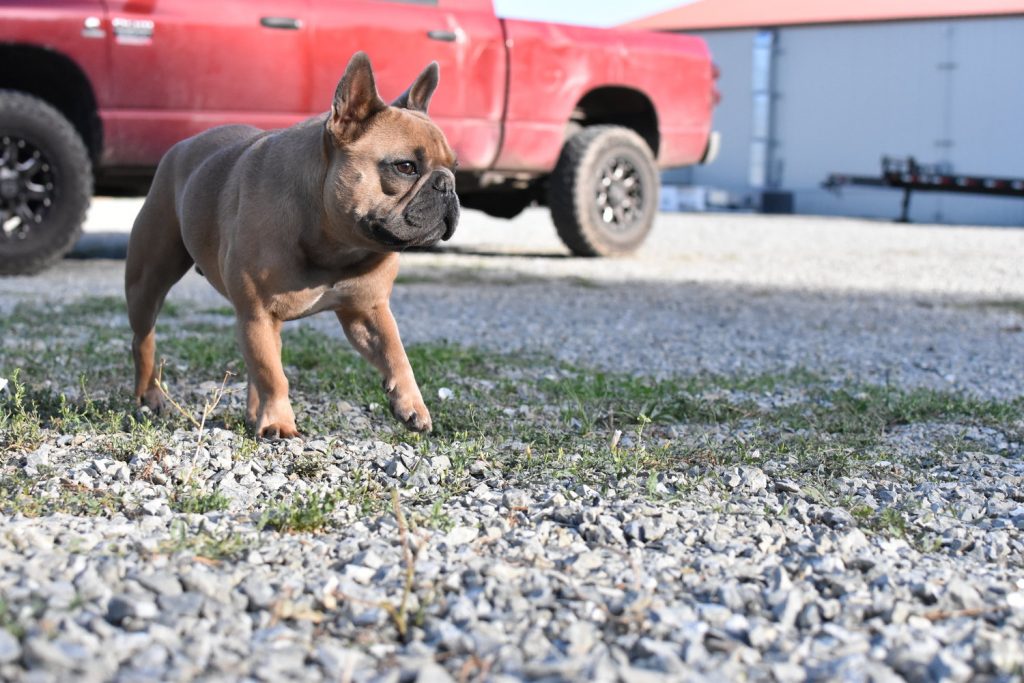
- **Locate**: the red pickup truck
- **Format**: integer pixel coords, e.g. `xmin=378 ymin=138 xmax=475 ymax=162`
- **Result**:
xmin=0 ymin=0 xmax=718 ymax=274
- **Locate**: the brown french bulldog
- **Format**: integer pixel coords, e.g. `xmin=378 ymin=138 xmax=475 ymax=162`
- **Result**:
xmin=125 ymin=52 xmax=459 ymax=439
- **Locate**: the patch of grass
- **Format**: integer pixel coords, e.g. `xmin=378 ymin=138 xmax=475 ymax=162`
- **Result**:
xmin=0 ymin=371 xmax=43 ymax=455
xmin=233 ymin=436 xmax=261 ymax=461
xmin=160 ymin=520 xmax=250 ymax=561
xmin=291 ymin=451 xmax=326 ymax=479
xmin=57 ymin=296 xmax=126 ymax=319
xmin=259 ymin=490 xmax=342 ymax=533
xmin=198 ymin=306 xmax=236 ymax=317
xmin=159 ymin=333 xmax=242 ymax=378
xmin=966 ymin=299 xmax=1024 ymax=315
xmin=0 ymin=472 xmax=130 ymax=518
xmin=0 ymin=598 xmax=29 ymax=638
xmin=777 ymin=384 xmax=1024 ymax=448
xmin=425 ymin=497 xmax=454 ymax=532
xmin=4 ymin=296 xmax=1023 ymax=530
xmin=541 ymin=371 xmax=758 ymax=430
xmin=107 ymin=415 xmax=166 ymax=462
xmin=2 ymin=374 xmax=184 ymax=453
xmin=170 ymin=485 xmax=231 ymax=514
xmin=342 ymin=468 xmax=390 ymax=516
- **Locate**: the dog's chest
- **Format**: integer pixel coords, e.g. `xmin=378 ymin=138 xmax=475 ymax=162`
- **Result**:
xmin=286 ymin=281 xmax=360 ymax=320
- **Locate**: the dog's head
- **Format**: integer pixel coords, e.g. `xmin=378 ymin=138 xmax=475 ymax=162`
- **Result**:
xmin=323 ymin=52 xmax=459 ymax=251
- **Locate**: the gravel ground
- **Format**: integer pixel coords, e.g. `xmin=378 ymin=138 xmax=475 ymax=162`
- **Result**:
xmin=7 ymin=200 xmax=1024 ymax=397
xmin=0 ymin=201 xmax=1023 ymax=682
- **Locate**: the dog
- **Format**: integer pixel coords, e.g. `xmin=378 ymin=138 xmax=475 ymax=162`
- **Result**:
xmin=125 ymin=52 xmax=459 ymax=439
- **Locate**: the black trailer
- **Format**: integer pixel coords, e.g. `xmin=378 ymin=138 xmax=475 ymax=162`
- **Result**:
xmin=823 ymin=157 xmax=1024 ymax=222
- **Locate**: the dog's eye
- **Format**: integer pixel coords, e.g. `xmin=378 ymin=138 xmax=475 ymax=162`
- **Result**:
xmin=394 ymin=161 xmax=418 ymax=176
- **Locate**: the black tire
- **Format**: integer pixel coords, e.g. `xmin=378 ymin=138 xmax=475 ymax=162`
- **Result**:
xmin=548 ymin=125 xmax=658 ymax=257
xmin=0 ymin=90 xmax=92 ymax=275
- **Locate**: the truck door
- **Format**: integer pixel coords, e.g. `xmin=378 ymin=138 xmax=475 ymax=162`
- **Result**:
xmin=310 ymin=0 xmax=505 ymax=169
xmin=103 ymin=0 xmax=311 ymax=166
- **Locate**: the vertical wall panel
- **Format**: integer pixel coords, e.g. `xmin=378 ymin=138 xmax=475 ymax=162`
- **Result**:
xmin=679 ymin=16 xmax=1024 ymax=226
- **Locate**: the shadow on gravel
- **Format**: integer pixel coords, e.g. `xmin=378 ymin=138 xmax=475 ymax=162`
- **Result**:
xmin=411 ymin=245 xmax=573 ymax=259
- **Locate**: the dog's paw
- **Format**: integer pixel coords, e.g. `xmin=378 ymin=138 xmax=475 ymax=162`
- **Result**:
xmin=257 ymin=422 xmax=301 ymax=440
xmin=253 ymin=402 xmax=300 ymax=440
xmin=137 ymin=388 xmax=165 ymax=415
xmin=390 ymin=396 xmax=432 ymax=433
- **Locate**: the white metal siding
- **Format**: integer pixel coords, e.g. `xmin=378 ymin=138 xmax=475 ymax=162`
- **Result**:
xmin=681 ymin=16 xmax=1024 ymax=225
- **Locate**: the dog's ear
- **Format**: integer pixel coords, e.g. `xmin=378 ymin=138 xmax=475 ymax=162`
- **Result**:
xmin=329 ymin=52 xmax=387 ymax=141
xmin=392 ymin=62 xmax=440 ymax=113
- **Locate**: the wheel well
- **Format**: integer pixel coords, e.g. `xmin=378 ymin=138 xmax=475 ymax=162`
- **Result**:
xmin=0 ymin=44 xmax=102 ymax=162
xmin=570 ymin=87 xmax=659 ymax=156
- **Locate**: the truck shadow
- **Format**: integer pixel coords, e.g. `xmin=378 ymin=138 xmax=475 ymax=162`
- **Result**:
xmin=69 ymin=232 xmax=129 ymax=260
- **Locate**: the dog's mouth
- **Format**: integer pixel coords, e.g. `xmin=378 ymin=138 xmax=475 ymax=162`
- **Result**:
xmin=370 ymin=223 xmax=415 ymax=248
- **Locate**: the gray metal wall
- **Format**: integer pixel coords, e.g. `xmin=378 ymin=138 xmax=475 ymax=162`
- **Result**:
xmin=678 ymin=16 xmax=1024 ymax=226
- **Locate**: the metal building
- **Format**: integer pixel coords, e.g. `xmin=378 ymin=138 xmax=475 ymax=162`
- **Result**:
xmin=629 ymin=1 xmax=1024 ymax=225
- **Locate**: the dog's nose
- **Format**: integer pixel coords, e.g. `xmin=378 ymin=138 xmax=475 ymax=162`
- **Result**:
xmin=432 ymin=171 xmax=454 ymax=195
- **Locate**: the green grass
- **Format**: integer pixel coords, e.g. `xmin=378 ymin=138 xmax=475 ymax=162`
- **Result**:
xmin=965 ymin=299 xmax=1024 ymax=315
xmin=2 ymin=294 xmax=1022 ymax=549
xmin=160 ymin=520 xmax=250 ymax=561
xmin=0 ymin=371 xmax=43 ymax=455
xmin=170 ymin=485 xmax=232 ymax=514
xmin=259 ymin=490 xmax=342 ymax=533
xmin=0 ymin=472 xmax=131 ymax=518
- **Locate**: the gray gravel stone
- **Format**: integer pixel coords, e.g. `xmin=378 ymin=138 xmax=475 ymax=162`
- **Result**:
xmin=1 ymin=209 xmax=1023 ymax=682
xmin=106 ymin=595 xmax=159 ymax=625
xmin=0 ymin=630 xmax=21 ymax=664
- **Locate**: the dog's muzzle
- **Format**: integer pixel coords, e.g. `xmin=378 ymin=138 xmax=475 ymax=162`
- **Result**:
xmin=402 ymin=169 xmax=460 ymax=243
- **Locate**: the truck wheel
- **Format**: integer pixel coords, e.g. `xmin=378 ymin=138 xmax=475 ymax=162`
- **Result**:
xmin=548 ymin=125 xmax=658 ymax=257
xmin=0 ymin=90 xmax=92 ymax=276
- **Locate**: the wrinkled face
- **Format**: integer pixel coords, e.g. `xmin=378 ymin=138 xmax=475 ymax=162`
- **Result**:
xmin=329 ymin=107 xmax=459 ymax=251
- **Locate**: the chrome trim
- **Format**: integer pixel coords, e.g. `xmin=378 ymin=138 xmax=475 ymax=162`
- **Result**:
xmin=700 ymin=131 xmax=721 ymax=165
xmin=112 ymin=17 xmax=154 ymax=44
xmin=81 ymin=16 xmax=105 ymax=39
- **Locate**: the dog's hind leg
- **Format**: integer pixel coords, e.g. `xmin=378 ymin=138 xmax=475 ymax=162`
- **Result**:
xmin=125 ymin=178 xmax=193 ymax=413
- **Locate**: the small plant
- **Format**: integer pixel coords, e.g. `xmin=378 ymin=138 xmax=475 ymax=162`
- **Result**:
xmin=161 ymin=519 xmax=250 ymax=561
xmin=0 ymin=370 xmax=43 ymax=454
xmin=0 ymin=599 xmax=27 ymax=639
xmin=156 ymin=365 xmax=235 ymax=456
xmin=170 ymin=485 xmax=231 ymax=514
xmin=260 ymin=490 xmax=341 ymax=533
xmin=0 ymin=473 xmax=128 ymax=517
xmin=379 ymin=488 xmax=420 ymax=640
xmin=877 ymin=507 xmax=910 ymax=538
xmin=427 ymin=497 xmax=454 ymax=532
xmin=108 ymin=415 xmax=164 ymax=463
xmin=291 ymin=452 xmax=326 ymax=479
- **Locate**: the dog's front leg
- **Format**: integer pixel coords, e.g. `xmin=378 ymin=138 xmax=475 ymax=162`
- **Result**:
xmin=235 ymin=314 xmax=299 ymax=439
xmin=336 ymin=304 xmax=431 ymax=432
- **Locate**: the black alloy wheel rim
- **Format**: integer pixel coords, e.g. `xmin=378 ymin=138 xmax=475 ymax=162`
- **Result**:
xmin=0 ymin=135 xmax=56 ymax=242
xmin=595 ymin=156 xmax=644 ymax=233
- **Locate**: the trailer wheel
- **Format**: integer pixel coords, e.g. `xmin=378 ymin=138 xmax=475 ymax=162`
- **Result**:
xmin=0 ymin=90 xmax=92 ymax=275
xmin=548 ymin=125 xmax=658 ymax=257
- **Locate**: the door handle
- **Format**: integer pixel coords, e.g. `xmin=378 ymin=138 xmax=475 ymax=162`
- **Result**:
xmin=261 ymin=16 xmax=301 ymax=30
xmin=427 ymin=29 xmax=457 ymax=42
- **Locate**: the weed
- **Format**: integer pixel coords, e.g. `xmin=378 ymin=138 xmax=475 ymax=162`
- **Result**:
xmin=156 ymin=366 xmax=236 ymax=460
xmin=161 ymin=520 xmax=250 ymax=561
xmin=170 ymin=485 xmax=231 ymax=514
xmin=379 ymin=489 xmax=419 ymax=640
xmin=291 ymin=451 xmax=327 ymax=479
xmin=0 ymin=370 xmax=42 ymax=455
xmin=0 ymin=599 xmax=27 ymax=638
xmin=260 ymin=490 xmax=342 ymax=533
xmin=0 ymin=472 xmax=129 ymax=517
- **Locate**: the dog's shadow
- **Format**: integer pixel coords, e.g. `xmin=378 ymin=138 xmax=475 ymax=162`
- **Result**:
xmin=410 ymin=245 xmax=573 ymax=260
